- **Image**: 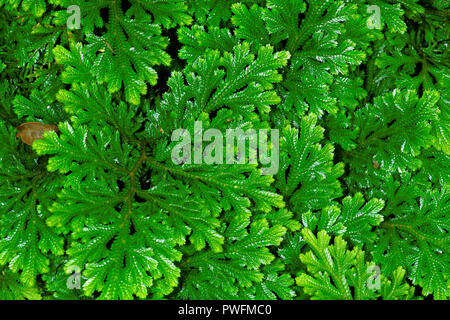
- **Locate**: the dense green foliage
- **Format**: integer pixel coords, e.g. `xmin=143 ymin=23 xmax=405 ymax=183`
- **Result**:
xmin=0 ymin=0 xmax=448 ymax=300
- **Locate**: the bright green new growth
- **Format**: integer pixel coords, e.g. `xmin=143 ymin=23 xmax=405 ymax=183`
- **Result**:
xmin=297 ymin=228 xmax=414 ymax=300
xmin=0 ymin=0 xmax=448 ymax=300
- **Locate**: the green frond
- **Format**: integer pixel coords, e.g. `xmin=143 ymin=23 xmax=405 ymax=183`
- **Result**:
xmin=276 ymin=114 xmax=343 ymax=212
xmin=296 ymin=229 xmax=413 ymax=300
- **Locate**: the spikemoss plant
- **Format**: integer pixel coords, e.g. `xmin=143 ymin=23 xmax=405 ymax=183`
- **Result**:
xmin=0 ymin=0 xmax=448 ymax=300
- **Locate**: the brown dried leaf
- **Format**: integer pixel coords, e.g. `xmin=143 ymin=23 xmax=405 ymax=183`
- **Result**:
xmin=16 ymin=122 xmax=59 ymax=146
xmin=372 ymin=159 xmax=381 ymax=170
